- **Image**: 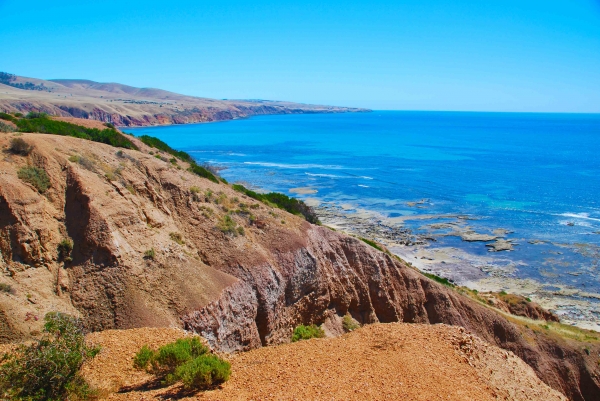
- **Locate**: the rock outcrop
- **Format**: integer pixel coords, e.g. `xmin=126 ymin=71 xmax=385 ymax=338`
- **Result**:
xmin=0 ymin=130 xmax=598 ymax=400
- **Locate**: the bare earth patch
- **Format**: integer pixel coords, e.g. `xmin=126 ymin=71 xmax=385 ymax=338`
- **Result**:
xmin=84 ymin=324 xmax=565 ymax=401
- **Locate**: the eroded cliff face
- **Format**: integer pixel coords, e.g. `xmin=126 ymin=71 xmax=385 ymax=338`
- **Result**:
xmin=0 ymin=131 xmax=598 ymax=400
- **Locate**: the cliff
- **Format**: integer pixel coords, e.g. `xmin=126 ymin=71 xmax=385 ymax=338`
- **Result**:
xmin=0 ymin=126 xmax=598 ymax=400
xmin=0 ymin=73 xmax=368 ymax=127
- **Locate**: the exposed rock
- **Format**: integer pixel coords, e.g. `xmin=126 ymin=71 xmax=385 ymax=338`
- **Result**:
xmin=486 ymin=238 xmax=515 ymax=251
xmin=460 ymin=231 xmax=498 ymax=242
xmin=0 ymin=129 xmax=598 ymax=400
xmin=482 ymin=292 xmax=560 ymax=322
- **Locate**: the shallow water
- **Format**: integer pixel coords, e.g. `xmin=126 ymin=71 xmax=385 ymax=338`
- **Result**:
xmin=126 ymin=111 xmax=600 ymax=326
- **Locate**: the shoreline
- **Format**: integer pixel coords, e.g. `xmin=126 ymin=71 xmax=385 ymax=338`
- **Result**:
xmin=311 ymin=200 xmax=600 ymax=332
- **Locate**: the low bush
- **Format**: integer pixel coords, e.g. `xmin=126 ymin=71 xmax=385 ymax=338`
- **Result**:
xmin=0 ymin=283 xmax=13 ymax=294
xmin=422 ymin=272 xmax=455 ymax=288
xmin=144 ymin=248 xmax=156 ymax=260
xmin=342 ymin=314 xmax=360 ymax=332
xmin=18 ymin=166 xmax=51 ymax=193
xmin=0 ymin=112 xmax=17 ymax=123
xmin=9 ymin=137 xmax=33 ymax=155
xmin=217 ymin=215 xmax=238 ymax=235
xmin=17 ymin=116 xmax=138 ymax=150
xmin=57 ymin=238 xmax=74 ymax=262
xmin=232 ymin=184 xmax=320 ymax=224
xmin=169 ymin=232 xmax=185 ymax=245
xmin=133 ymin=337 xmax=230 ymax=391
xmin=25 ymin=112 xmax=48 ymax=119
xmin=188 ymin=163 xmax=219 ymax=183
xmin=174 ymin=354 xmax=231 ymax=390
xmin=0 ymin=312 xmax=100 ymax=401
xmin=138 ymin=135 xmax=220 ymax=183
xmin=359 ymin=237 xmax=383 ymax=252
xmin=291 ymin=324 xmax=325 ymax=342
xmin=0 ymin=121 xmax=15 ymax=133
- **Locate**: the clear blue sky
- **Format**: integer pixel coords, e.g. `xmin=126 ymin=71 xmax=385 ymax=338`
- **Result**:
xmin=1 ymin=0 xmax=599 ymax=112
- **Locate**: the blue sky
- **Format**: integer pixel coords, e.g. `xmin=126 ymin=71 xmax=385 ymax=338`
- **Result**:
xmin=1 ymin=0 xmax=599 ymax=112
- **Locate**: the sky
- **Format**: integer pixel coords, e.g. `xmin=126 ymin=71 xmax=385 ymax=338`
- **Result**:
xmin=1 ymin=0 xmax=599 ymax=112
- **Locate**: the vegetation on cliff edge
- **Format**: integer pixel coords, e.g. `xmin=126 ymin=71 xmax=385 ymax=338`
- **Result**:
xmin=0 ymin=312 xmax=100 ymax=401
xmin=138 ymin=135 xmax=220 ymax=183
xmin=233 ymin=184 xmax=320 ymax=224
xmin=16 ymin=115 xmax=138 ymax=150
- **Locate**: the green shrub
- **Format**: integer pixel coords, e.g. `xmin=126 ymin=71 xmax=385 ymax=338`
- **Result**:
xmin=0 ymin=112 xmax=17 ymax=123
xmin=422 ymin=272 xmax=455 ymax=288
xmin=173 ymin=354 xmax=231 ymax=390
xmin=292 ymin=324 xmax=325 ymax=342
xmin=217 ymin=215 xmax=238 ymax=235
xmin=153 ymin=338 xmax=208 ymax=374
xmin=188 ymin=163 xmax=219 ymax=183
xmin=9 ymin=137 xmax=33 ymax=155
xmin=342 ymin=314 xmax=360 ymax=332
xmin=57 ymin=238 xmax=73 ymax=262
xmin=17 ymin=116 xmax=137 ymax=150
xmin=133 ymin=337 xmax=229 ymax=391
xmin=25 ymin=112 xmax=48 ymax=119
xmin=138 ymin=135 xmax=221 ymax=183
xmin=232 ymin=184 xmax=320 ymax=224
xmin=133 ymin=345 xmax=154 ymax=370
xmin=359 ymin=237 xmax=383 ymax=252
xmin=139 ymin=135 xmax=192 ymax=163
xmin=144 ymin=248 xmax=156 ymax=259
xmin=18 ymin=166 xmax=51 ymax=193
xmin=0 ymin=312 xmax=99 ymax=401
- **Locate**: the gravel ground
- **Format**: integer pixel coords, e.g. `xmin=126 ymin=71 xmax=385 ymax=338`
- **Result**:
xmin=80 ymin=324 xmax=565 ymax=401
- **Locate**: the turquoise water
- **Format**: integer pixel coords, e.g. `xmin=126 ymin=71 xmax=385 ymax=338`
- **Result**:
xmin=126 ymin=111 xmax=600 ymax=300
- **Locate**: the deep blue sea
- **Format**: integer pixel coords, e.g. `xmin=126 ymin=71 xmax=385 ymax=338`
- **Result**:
xmin=126 ymin=111 xmax=600 ymax=313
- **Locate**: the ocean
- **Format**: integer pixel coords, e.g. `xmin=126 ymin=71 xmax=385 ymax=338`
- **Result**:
xmin=126 ymin=111 xmax=600 ymax=328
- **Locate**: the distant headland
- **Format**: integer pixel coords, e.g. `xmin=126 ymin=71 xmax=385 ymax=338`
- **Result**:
xmin=0 ymin=71 xmax=369 ymax=127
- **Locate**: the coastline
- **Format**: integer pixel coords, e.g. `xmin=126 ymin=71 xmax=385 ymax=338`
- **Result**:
xmin=310 ymin=199 xmax=600 ymax=332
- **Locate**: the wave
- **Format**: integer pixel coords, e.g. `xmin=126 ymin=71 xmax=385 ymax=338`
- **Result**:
xmin=358 ymin=184 xmax=370 ymax=188
xmin=558 ymin=212 xmax=600 ymax=222
xmin=359 ymin=176 xmax=374 ymax=180
xmin=244 ymin=161 xmax=346 ymax=169
xmin=305 ymin=173 xmax=346 ymax=178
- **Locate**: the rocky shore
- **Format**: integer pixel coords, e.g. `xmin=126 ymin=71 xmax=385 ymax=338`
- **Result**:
xmin=313 ymin=201 xmax=600 ymax=332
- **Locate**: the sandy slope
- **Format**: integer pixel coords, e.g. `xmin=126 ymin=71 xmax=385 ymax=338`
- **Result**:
xmin=83 ymin=324 xmax=566 ymax=401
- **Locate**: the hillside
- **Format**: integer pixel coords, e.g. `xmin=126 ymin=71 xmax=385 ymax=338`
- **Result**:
xmin=0 ymin=117 xmax=599 ymax=400
xmin=80 ymin=324 xmax=566 ymax=401
xmin=0 ymin=72 xmax=368 ymax=127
